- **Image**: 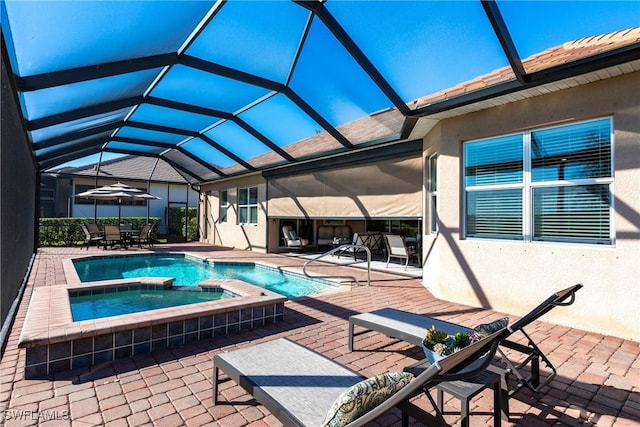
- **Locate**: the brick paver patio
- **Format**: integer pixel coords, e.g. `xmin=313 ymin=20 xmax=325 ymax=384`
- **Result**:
xmin=0 ymin=244 xmax=638 ymax=426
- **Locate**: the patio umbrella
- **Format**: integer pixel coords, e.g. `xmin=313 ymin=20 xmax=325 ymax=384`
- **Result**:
xmin=74 ymin=182 xmax=160 ymax=224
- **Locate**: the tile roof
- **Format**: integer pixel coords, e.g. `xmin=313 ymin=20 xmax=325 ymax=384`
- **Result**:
xmin=54 ymin=155 xmax=192 ymax=183
xmin=412 ymin=27 xmax=640 ymax=109
xmin=227 ymin=28 xmax=639 ymax=173
xmin=221 ymin=108 xmax=405 ymax=174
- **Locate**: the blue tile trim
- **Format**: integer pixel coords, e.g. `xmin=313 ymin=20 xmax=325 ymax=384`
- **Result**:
xmin=24 ymin=300 xmax=286 ymax=379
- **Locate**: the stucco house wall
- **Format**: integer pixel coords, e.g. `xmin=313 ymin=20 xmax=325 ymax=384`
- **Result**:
xmin=200 ymin=174 xmax=268 ymax=252
xmin=422 ymin=72 xmax=640 ymax=341
xmin=71 ymin=178 xmax=198 ymax=223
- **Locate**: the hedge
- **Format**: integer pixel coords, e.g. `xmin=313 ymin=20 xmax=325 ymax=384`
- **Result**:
xmin=38 ymin=217 xmax=161 ymax=247
xmin=166 ymin=207 xmax=198 ymax=241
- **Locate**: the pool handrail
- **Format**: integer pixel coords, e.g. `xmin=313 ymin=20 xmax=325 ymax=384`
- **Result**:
xmin=302 ymin=244 xmax=370 ymax=287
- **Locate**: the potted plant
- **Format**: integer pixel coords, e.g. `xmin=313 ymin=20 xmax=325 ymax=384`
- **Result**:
xmin=422 ymin=325 xmax=474 ymax=364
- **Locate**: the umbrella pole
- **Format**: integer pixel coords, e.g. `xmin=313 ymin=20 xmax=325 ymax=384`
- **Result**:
xmin=118 ymin=198 xmax=122 ymax=225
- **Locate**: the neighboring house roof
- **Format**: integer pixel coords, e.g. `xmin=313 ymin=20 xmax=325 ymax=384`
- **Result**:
xmin=51 ymin=155 xmax=192 ymax=184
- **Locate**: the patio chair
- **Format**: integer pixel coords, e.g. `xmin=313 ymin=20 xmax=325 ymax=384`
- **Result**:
xmin=213 ymin=329 xmax=505 ymax=427
xmin=130 ymin=223 xmax=153 ymax=248
xmin=317 ymin=225 xmax=334 ymax=247
xmin=337 ymin=232 xmax=369 ymax=261
xmin=86 ymin=223 xmax=103 ymax=239
xmin=103 ymin=224 xmax=124 ymax=249
xmin=347 ymin=284 xmax=583 ymax=418
xmin=384 ymin=234 xmax=420 ymax=270
xmin=80 ymin=224 xmax=103 ymax=250
xmin=334 ymin=225 xmax=352 ymax=241
xmin=282 ymin=225 xmax=309 ymax=249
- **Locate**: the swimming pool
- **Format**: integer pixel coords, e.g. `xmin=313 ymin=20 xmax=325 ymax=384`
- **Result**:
xmin=72 ymin=254 xmax=337 ymax=299
xmin=21 ymin=277 xmax=288 ymax=379
xmin=70 ymin=286 xmax=235 ymax=321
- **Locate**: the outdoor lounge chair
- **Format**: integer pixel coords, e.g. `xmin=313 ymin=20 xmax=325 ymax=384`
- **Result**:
xmin=384 ymin=234 xmax=420 ymax=270
xmin=334 ymin=225 xmax=352 ymax=241
xmin=282 ymin=225 xmax=309 ymax=249
xmin=213 ymin=329 xmax=505 ymax=427
xmin=348 ymin=284 xmax=583 ymax=419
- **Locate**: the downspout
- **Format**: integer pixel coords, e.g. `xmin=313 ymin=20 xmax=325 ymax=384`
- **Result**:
xmin=265 ymin=176 xmax=270 ymax=252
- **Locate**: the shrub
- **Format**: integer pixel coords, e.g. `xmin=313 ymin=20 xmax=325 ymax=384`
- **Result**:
xmin=38 ymin=217 xmax=161 ymax=246
xmin=166 ymin=207 xmax=198 ymax=241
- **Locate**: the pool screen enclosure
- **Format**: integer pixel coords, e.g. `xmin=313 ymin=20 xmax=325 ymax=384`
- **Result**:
xmin=1 ymin=0 xmax=638 ymax=182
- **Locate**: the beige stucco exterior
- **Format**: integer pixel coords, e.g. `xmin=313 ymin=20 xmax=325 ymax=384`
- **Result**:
xmin=421 ymin=72 xmax=640 ymax=341
xmin=196 ymin=72 xmax=639 ymax=341
xmin=199 ymin=173 xmax=268 ymax=253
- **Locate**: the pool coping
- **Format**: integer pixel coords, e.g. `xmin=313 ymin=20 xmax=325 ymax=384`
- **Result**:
xmin=18 ymin=277 xmax=287 ymax=348
xmin=21 ymin=251 xmax=354 ymax=378
xmin=61 ymin=252 xmax=351 ymax=287
xmin=25 ymin=252 xmax=346 ymax=349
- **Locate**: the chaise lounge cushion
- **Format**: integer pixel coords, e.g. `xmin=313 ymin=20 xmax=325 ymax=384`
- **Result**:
xmin=321 ymin=371 xmax=414 ymax=427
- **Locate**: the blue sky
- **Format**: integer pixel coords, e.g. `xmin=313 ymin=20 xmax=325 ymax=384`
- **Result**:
xmin=12 ymin=0 xmax=635 ymax=170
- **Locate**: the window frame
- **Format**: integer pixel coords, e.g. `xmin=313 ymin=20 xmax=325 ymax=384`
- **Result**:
xmin=237 ymin=186 xmax=259 ymax=225
xmin=219 ymin=190 xmax=228 ymax=223
xmin=428 ymin=153 xmax=439 ymax=234
xmin=463 ymin=117 xmax=614 ymax=246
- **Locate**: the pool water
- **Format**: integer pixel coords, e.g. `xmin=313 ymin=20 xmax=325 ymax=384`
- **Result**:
xmin=72 ymin=254 xmax=337 ymax=299
xmin=70 ymin=288 xmax=232 ymax=321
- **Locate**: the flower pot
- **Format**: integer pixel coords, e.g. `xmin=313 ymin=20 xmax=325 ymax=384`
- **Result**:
xmin=422 ymin=343 xmax=445 ymax=364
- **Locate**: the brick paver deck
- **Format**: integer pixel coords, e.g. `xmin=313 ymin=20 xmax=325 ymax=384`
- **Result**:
xmin=1 ymin=244 xmax=638 ymax=426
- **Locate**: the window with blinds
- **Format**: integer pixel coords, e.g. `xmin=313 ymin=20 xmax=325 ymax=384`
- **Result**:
xmin=464 ymin=117 xmax=613 ymax=245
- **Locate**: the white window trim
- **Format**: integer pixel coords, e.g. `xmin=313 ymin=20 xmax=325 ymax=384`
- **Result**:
xmin=463 ymin=117 xmax=614 ymax=246
xmin=428 ymin=153 xmax=439 ymax=234
xmin=219 ymin=190 xmax=228 ymax=223
xmin=238 ymin=186 xmax=258 ymax=226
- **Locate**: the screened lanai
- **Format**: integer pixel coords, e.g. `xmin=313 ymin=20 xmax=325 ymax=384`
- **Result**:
xmin=2 ymin=0 xmax=639 ymax=180
xmin=1 ymin=4 xmax=640 ymax=425
xmin=1 ymin=0 xmax=640 ymax=332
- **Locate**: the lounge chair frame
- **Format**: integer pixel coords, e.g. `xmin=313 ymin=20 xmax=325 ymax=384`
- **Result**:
xmin=493 ymin=283 xmax=582 ymax=395
xmin=336 ymin=232 xmax=369 ymax=261
xmin=348 ymin=284 xmax=583 ymax=419
xmin=213 ymin=331 xmax=505 ymax=427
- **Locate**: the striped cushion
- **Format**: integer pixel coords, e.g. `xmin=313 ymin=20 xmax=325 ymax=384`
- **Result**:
xmin=321 ymin=371 xmax=414 ymax=427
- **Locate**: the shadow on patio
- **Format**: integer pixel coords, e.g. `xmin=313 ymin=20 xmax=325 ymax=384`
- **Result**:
xmin=0 ymin=244 xmax=637 ymax=426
